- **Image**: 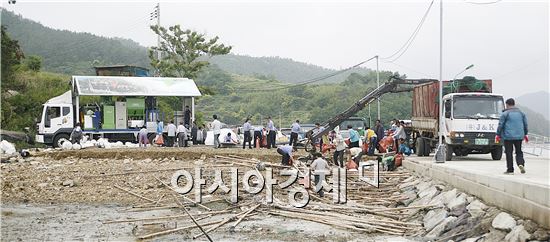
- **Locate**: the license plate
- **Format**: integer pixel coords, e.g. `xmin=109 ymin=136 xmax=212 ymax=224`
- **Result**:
xmin=475 ymin=138 xmax=489 ymax=145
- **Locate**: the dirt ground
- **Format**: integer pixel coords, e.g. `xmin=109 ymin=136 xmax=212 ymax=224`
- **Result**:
xmin=1 ymin=146 xmax=417 ymax=241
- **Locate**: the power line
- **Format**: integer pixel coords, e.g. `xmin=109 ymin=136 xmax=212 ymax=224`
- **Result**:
xmin=380 ymin=0 xmax=435 ymax=63
xmin=382 ymin=61 xmax=435 ymax=78
xmin=239 ymin=56 xmax=377 ymax=92
xmin=493 ymin=57 xmax=546 ymax=79
xmin=463 ymin=0 xmax=503 ymax=5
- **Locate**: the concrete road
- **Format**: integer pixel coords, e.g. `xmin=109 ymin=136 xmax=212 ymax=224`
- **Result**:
xmin=409 ymin=153 xmax=549 ymax=188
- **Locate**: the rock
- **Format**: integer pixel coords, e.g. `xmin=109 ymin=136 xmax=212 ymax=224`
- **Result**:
xmin=429 ymin=193 xmax=446 ymax=208
xmin=416 ymin=181 xmax=432 ymax=193
xmin=467 ymin=199 xmax=488 ymax=218
xmin=532 ymin=228 xmax=549 ymax=241
xmin=399 ymin=179 xmax=420 ymax=191
xmin=521 ymin=220 xmax=538 ymax=234
xmin=425 ymin=216 xmax=457 ymax=239
xmin=450 ymin=212 xmax=470 ymax=229
xmin=62 ymin=180 xmax=75 ymax=187
xmin=123 ymin=159 xmax=131 ymax=164
xmin=492 ymin=212 xmax=516 ymax=231
xmin=143 ymin=158 xmax=152 ymax=163
xmin=410 ymin=193 xmax=433 ymax=207
xmin=30 ymin=161 xmax=40 ymax=165
xmin=448 ymin=193 xmax=467 ymax=216
xmin=466 ymin=195 xmax=474 ymax=203
xmin=400 ymin=190 xmax=417 ymax=206
xmin=504 ymin=225 xmax=530 ymax=242
xmin=9 ymin=157 xmax=17 ymax=163
xmin=442 ymin=188 xmax=458 ymax=205
xmin=482 ymin=229 xmax=507 ymax=242
xmin=38 ymin=182 xmax=48 ymax=188
xmin=423 ymin=208 xmax=448 ymax=232
xmin=418 ymin=186 xmax=439 ymax=199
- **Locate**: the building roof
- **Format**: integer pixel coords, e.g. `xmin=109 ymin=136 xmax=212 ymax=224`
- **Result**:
xmin=72 ymin=76 xmax=202 ymax=97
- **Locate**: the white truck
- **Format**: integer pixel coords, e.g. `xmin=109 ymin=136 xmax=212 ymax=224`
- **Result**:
xmin=35 ymin=75 xmax=201 ymax=147
xmin=411 ymin=78 xmax=504 ymax=161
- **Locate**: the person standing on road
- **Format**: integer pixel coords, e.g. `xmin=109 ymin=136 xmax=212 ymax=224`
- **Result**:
xmin=242 ymin=119 xmax=252 ymax=149
xmin=290 ymin=120 xmax=301 ymax=147
xmin=348 ymin=125 xmax=360 ymax=148
xmin=191 ymin=121 xmax=198 ymax=145
xmin=374 ymin=119 xmax=385 ymax=152
xmin=184 ymin=105 xmax=191 ymax=126
xmin=365 ymin=127 xmax=377 ymax=156
xmin=497 ymin=98 xmax=528 ymax=174
xmin=211 ymin=115 xmax=222 ymax=149
xmin=310 ymin=153 xmax=330 ymax=197
xmin=177 ymin=121 xmax=188 ymax=147
xmin=266 ymin=117 xmax=276 ymax=149
xmin=166 ymin=121 xmax=177 ymax=147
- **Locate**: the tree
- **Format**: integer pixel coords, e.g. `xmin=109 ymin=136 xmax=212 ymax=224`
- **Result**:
xmin=1 ymin=25 xmax=24 ymax=89
xmin=25 ymin=55 xmax=42 ymax=71
xmin=148 ymin=24 xmax=232 ymax=79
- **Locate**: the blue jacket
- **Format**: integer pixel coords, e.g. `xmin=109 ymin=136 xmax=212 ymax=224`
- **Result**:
xmin=496 ymin=107 xmax=528 ymax=140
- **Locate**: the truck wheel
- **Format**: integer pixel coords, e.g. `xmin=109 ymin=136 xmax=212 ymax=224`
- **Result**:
xmin=445 ymin=144 xmax=453 ymax=161
xmin=416 ymin=139 xmax=425 ymax=157
xmin=491 ymin=146 xmax=503 ymax=160
xmin=423 ymin=139 xmax=431 ymax=156
xmin=53 ymin=133 xmax=70 ymax=148
xmin=148 ymin=133 xmax=156 ymax=145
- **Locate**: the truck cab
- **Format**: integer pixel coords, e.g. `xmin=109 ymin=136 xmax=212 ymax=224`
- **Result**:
xmin=442 ymin=93 xmax=504 ymax=159
xmin=36 ymin=91 xmax=75 ymax=147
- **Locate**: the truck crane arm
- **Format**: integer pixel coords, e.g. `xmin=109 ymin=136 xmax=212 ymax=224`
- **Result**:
xmin=304 ymin=76 xmax=437 ymax=151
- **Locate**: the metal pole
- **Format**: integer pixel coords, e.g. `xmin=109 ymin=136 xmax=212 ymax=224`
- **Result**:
xmin=436 ymin=0 xmax=445 ymax=162
xmin=157 ymin=3 xmax=161 ymax=61
xmin=376 ymin=55 xmax=380 ymax=120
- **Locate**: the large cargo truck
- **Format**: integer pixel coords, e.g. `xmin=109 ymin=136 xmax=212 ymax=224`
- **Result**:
xmin=411 ymin=77 xmax=504 ymax=161
xmin=35 ymin=75 xmax=201 ymax=147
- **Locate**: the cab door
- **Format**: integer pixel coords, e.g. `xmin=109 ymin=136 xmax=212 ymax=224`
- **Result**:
xmin=43 ymin=105 xmax=73 ymax=134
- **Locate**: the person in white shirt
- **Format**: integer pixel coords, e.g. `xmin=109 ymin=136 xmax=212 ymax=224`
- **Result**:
xmin=211 ymin=115 xmax=222 ymax=148
xmin=290 ymin=120 xmax=301 ymax=147
xmin=138 ymin=126 xmax=149 ymax=148
xmin=242 ymin=119 xmax=252 ymax=149
xmin=310 ymin=153 xmax=331 ymax=197
xmin=347 ymin=147 xmax=364 ymax=166
xmin=166 ymin=121 xmax=177 ymax=147
xmin=332 ymin=131 xmax=347 ymax=168
xmin=177 ymin=122 xmax=188 ymax=147
xmin=266 ymin=117 xmax=276 ymax=149
xmin=392 ymin=120 xmax=406 ymax=152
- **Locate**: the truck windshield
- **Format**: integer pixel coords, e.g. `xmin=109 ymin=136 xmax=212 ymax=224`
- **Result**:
xmin=453 ymin=96 xmax=504 ymax=119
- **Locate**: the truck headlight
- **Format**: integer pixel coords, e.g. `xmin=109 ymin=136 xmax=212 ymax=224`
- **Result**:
xmin=459 ymin=133 xmax=464 ymax=138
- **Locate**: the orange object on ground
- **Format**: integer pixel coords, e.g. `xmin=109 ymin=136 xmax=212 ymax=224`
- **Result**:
xmin=346 ymin=160 xmax=358 ymax=170
xmin=395 ymin=153 xmax=403 ymax=167
xmin=378 ymin=136 xmax=394 ymax=152
xmin=362 ymin=142 xmax=369 ymax=153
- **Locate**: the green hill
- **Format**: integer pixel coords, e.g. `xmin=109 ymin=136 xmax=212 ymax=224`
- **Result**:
xmin=1 ymin=9 xmax=367 ymax=83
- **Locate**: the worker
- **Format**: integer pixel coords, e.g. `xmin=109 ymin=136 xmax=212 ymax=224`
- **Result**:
xmin=138 ymin=125 xmax=148 ymax=148
xmin=392 ymin=121 xmax=406 ymax=152
xmin=313 ymin=123 xmax=326 ymax=149
xmin=184 ymin=105 xmax=191 ymax=126
xmin=497 ymin=98 xmax=528 ymax=174
xmin=390 ymin=119 xmax=398 ymax=131
xmin=196 ymin=126 xmax=204 ymax=144
xmin=310 ymin=152 xmax=330 ymax=197
xmin=166 ymin=120 xmax=177 ymax=147
xmin=290 ymin=120 xmax=301 ymax=147
xmin=348 ymin=125 xmax=360 ymax=148
xmin=365 ymin=126 xmax=377 ymax=156
xmin=211 ymin=114 xmax=222 ymax=148
xmin=191 ymin=121 xmax=198 ymax=145
xmin=156 ymin=120 xmax=164 ymax=146
xmin=70 ymin=122 xmax=83 ymax=144
xmin=347 ymin=146 xmax=364 ymax=167
xmin=224 ymin=132 xmax=238 ymax=144
xmin=276 ymin=144 xmax=295 ymax=166
xmin=242 ymin=119 xmax=252 ymax=149
xmin=332 ymin=130 xmax=347 ymax=168
xmin=177 ymin=122 xmax=188 ymax=147
xmin=374 ymin=119 xmax=385 ymax=152
xmin=398 ymin=138 xmax=412 ymax=156
xmin=253 ymin=125 xmax=263 ymax=148
xmin=266 ymin=117 xmax=276 ymax=149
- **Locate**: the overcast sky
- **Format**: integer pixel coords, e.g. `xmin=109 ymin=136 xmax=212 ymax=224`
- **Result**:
xmin=3 ymin=0 xmax=548 ymax=99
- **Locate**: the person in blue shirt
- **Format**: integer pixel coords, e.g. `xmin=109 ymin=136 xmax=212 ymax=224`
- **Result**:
xmin=289 ymin=120 xmax=301 ymax=147
xmin=497 ymin=98 xmax=528 ymax=174
xmin=277 ymin=144 xmax=295 ymax=166
xmin=242 ymin=119 xmax=252 ymax=149
xmin=398 ymin=138 xmax=411 ymax=156
xmin=348 ymin=125 xmax=360 ymax=148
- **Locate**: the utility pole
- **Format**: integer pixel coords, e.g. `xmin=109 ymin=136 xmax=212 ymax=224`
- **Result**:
xmin=156 ymin=3 xmax=161 ymax=61
xmin=435 ymin=0 xmax=445 ymax=163
xmin=376 ymin=55 xmax=380 ymax=120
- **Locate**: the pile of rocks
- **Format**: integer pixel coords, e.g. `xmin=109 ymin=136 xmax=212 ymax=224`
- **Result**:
xmin=398 ymin=176 xmax=549 ymax=241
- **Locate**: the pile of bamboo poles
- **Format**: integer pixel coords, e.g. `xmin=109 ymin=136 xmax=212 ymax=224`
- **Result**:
xmin=100 ymin=154 xmax=426 ymax=239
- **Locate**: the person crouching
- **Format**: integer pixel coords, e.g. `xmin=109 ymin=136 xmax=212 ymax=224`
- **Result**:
xmin=277 ymin=144 xmax=295 ymax=166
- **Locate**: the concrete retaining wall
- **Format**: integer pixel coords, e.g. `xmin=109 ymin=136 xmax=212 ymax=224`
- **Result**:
xmin=403 ymin=159 xmax=550 ymax=229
